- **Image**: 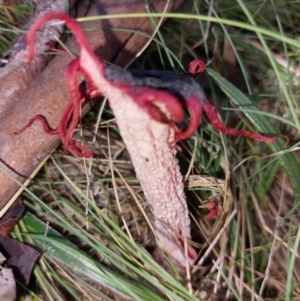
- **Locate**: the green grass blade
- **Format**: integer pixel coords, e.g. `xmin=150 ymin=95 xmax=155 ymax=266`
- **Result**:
xmin=206 ymin=68 xmax=300 ymax=204
xmin=21 ymin=212 xmax=164 ymax=301
xmin=286 ymin=224 xmax=300 ymax=300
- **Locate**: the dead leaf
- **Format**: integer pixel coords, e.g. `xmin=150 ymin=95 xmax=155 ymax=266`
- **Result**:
xmin=0 ymin=234 xmax=39 ymax=285
xmin=0 ymin=200 xmax=24 ymax=235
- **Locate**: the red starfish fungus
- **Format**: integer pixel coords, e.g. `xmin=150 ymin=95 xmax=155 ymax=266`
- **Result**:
xmin=17 ymin=12 xmax=288 ymax=271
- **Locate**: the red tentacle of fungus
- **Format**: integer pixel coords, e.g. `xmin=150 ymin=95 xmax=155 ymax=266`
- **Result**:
xmin=204 ymin=200 xmax=219 ymax=221
xmin=202 ymin=99 xmax=289 ymax=146
xmin=14 ymin=115 xmax=59 ymax=136
xmin=23 ymin=13 xmax=94 ymax=65
xmin=174 ymin=96 xmax=203 ymax=141
xmin=125 ymin=88 xmax=185 ymax=124
xmin=188 ymin=59 xmax=206 ymax=78
xmin=186 ymin=59 xmax=289 ymax=147
xmin=63 ymin=58 xmax=95 ymax=157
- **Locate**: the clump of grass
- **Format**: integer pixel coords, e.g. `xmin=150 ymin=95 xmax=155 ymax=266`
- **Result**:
xmin=0 ymin=2 xmax=30 ymax=61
